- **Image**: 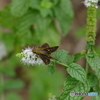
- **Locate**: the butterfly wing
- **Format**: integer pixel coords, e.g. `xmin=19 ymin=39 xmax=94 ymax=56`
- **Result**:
xmin=38 ymin=43 xmax=58 ymax=65
xmin=39 ymin=55 xmax=50 ymax=65
xmin=44 ymin=46 xmax=59 ymax=54
xmin=40 ymin=43 xmax=50 ymax=48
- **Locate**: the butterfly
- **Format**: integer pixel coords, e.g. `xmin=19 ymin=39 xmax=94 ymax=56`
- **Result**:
xmin=32 ymin=43 xmax=59 ymax=65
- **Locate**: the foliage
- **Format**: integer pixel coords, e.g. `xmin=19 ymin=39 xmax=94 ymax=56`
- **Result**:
xmin=0 ymin=0 xmax=72 ymax=99
xmin=28 ymin=66 xmax=64 ymax=100
xmin=86 ymin=53 xmax=100 ymax=79
xmin=6 ymin=92 xmax=22 ymax=100
xmin=91 ymin=96 xmax=100 ymax=100
xmin=0 ymin=0 xmax=100 ymax=100
xmin=60 ymin=76 xmax=90 ymax=100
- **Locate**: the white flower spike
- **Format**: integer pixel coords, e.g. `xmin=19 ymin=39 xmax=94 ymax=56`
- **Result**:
xmin=16 ymin=47 xmax=43 ymax=65
xmin=84 ymin=0 xmax=98 ymax=8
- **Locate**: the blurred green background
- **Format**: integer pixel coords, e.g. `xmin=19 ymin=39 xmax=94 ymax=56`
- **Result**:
xmin=0 ymin=0 xmax=100 ymax=100
xmin=0 ymin=0 xmax=73 ymax=100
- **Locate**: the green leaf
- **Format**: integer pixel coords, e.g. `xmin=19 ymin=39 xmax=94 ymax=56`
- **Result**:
xmin=11 ymin=0 xmax=31 ymax=17
xmin=41 ymin=23 xmax=60 ymax=45
xmin=2 ymin=34 xmax=15 ymax=52
xmin=53 ymin=0 xmax=73 ymax=34
xmin=30 ymin=0 xmax=40 ymax=9
xmin=35 ymin=14 xmax=51 ymax=33
xmin=60 ymin=76 xmax=90 ymax=100
xmin=93 ymin=84 xmax=100 ymax=92
xmin=4 ymin=79 xmax=25 ymax=90
xmin=91 ymin=96 xmax=100 ymax=100
xmin=16 ymin=10 xmax=35 ymax=34
xmin=50 ymin=0 xmax=59 ymax=5
xmin=74 ymin=50 xmax=86 ymax=62
xmin=40 ymin=0 xmax=53 ymax=8
xmin=67 ymin=63 xmax=87 ymax=83
xmin=53 ymin=50 xmax=74 ymax=65
xmin=17 ymin=30 xmax=35 ymax=46
xmin=86 ymin=55 xmax=100 ymax=79
xmin=48 ymin=61 xmax=55 ymax=75
xmin=30 ymin=0 xmax=53 ymax=17
xmin=6 ymin=92 xmax=22 ymax=100
xmin=87 ymin=72 xmax=98 ymax=87
xmin=34 ymin=13 xmax=51 ymax=39
xmin=0 ymin=66 xmax=16 ymax=76
xmin=0 ymin=5 xmax=17 ymax=29
xmin=0 ymin=54 xmax=18 ymax=76
xmin=66 ymin=55 xmax=75 ymax=65
xmin=39 ymin=8 xmax=53 ymax=18
xmin=53 ymin=50 xmax=68 ymax=61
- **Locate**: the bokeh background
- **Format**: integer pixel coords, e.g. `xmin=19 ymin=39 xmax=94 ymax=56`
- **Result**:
xmin=0 ymin=0 xmax=100 ymax=100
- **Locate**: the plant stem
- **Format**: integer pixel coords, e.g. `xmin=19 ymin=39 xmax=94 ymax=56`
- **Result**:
xmin=51 ymin=59 xmax=69 ymax=67
xmin=85 ymin=50 xmax=90 ymax=76
xmin=85 ymin=60 xmax=88 ymax=76
xmin=57 ymin=61 xmax=69 ymax=68
xmin=85 ymin=1 xmax=97 ymax=75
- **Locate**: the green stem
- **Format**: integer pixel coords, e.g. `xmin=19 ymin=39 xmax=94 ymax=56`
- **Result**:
xmin=85 ymin=60 xmax=88 ymax=76
xmin=51 ymin=59 xmax=69 ymax=68
xmin=85 ymin=50 xmax=90 ymax=76
xmin=56 ymin=61 xmax=69 ymax=68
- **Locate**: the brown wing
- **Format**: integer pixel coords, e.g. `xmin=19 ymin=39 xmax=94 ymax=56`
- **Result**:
xmin=44 ymin=46 xmax=59 ymax=54
xmin=40 ymin=43 xmax=50 ymax=48
xmin=39 ymin=55 xmax=50 ymax=65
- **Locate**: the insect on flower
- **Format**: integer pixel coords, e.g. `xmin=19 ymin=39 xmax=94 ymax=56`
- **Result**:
xmin=32 ymin=43 xmax=59 ymax=65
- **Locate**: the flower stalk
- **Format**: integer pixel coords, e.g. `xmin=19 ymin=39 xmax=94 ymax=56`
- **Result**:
xmin=84 ymin=0 xmax=98 ymax=75
xmin=85 ymin=0 xmax=98 ymax=50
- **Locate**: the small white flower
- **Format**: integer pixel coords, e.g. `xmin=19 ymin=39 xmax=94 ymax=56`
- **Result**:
xmin=83 ymin=0 xmax=98 ymax=8
xmin=0 ymin=42 xmax=7 ymax=60
xmin=17 ymin=47 xmax=43 ymax=65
